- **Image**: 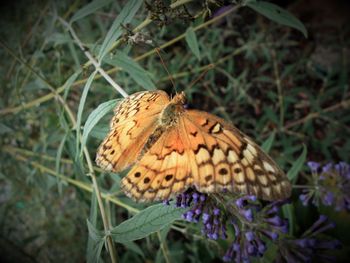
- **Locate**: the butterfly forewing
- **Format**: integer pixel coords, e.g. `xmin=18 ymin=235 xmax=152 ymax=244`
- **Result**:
xmin=95 ymin=91 xmax=169 ymax=172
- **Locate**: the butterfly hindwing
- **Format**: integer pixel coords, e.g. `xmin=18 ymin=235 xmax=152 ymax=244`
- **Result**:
xmin=121 ymin=127 xmax=193 ymax=202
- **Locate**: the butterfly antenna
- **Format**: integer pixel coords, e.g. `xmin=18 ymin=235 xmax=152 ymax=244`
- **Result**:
xmin=188 ymin=63 xmax=215 ymax=90
xmin=155 ymin=47 xmax=176 ymax=92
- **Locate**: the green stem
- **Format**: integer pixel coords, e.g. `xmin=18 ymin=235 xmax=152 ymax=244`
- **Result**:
xmin=271 ymin=48 xmax=284 ymax=128
xmin=0 ymin=5 xmax=241 ymax=116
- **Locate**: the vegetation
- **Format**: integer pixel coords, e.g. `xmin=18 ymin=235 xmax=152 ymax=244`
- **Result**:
xmin=0 ymin=0 xmax=349 ymax=262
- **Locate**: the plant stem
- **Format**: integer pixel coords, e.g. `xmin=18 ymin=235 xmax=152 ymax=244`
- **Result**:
xmin=271 ymin=48 xmax=284 ymax=127
xmin=157 ymin=231 xmax=171 ymax=263
xmin=0 ymin=38 xmax=118 ymax=262
xmin=4 ymin=146 xmax=139 ymax=214
xmin=0 ymin=5 xmax=241 ymax=115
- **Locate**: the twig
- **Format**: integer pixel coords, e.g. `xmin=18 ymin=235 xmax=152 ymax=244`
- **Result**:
xmin=4 ymin=147 xmax=139 ymax=214
xmin=271 ymin=48 xmax=284 ymax=127
xmin=157 ymin=231 xmax=171 ymax=263
xmin=59 ymin=17 xmax=128 ymax=98
xmin=0 ymin=37 xmax=118 ymax=262
xmin=4 ymin=147 xmax=204 ymax=240
xmin=282 ymin=99 xmax=350 ymax=131
xmin=0 ymin=4 xmax=241 ymax=115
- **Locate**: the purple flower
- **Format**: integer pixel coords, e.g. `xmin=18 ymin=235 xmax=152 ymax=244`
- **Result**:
xmin=168 ymin=185 xmax=342 ymax=262
xmin=222 ymin=197 xmax=289 ymax=262
xmin=299 ymin=161 xmax=350 ymax=212
xmin=307 ymin=161 xmax=321 ymax=173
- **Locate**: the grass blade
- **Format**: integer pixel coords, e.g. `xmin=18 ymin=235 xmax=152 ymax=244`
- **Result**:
xmin=261 ymin=132 xmax=276 ymax=153
xmin=185 ymin=26 xmax=201 ymax=60
xmin=287 ymin=144 xmax=307 ymax=182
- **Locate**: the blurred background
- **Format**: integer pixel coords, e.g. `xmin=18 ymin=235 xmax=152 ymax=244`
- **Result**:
xmin=0 ymin=0 xmax=349 ymax=262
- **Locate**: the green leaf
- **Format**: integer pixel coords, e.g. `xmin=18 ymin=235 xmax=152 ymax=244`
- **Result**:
xmin=89 ymin=125 xmax=109 ymax=140
xmin=59 ymin=70 xmax=81 ymax=120
xmin=185 ymin=26 xmax=201 ymax=60
xmin=261 ymin=132 xmax=275 ymax=153
xmin=70 ymin=0 xmax=113 ymax=24
xmin=76 ymin=70 xmax=97 ymax=156
xmin=282 ymin=203 xmax=295 ymax=235
xmin=98 ymin=0 xmax=142 ymax=60
xmin=111 ymin=203 xmax=186 ymax=242
xmin=246 ymin=1 xmax=308 ymax=38
xmin=86 ymin=219 xmax=104 ymax=242
xmin=86 ymin=219 xmax=105 ymax=263
xmin=81 ymin=99 xmax=119 ymax=153
xmin=55 ymin=133 xmax=68 ymax=194
xmin=287 ymin=144 xmax=307 ymax=182
xmin=105 ymin=52 xmax=156 ymax=90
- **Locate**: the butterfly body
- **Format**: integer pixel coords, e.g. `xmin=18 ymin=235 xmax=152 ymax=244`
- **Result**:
xmin=96 ymin=90 xmax=291 ymax=202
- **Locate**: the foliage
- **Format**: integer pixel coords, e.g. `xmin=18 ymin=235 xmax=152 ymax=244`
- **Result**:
xmin=0 ymin=0 xmax=349 ymax=262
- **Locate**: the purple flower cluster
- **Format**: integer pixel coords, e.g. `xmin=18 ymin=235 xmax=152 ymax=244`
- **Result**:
xmin=169 ymin=189 xmax=289 ymax=262
xmin=175 ymin=191 xmax=227 ymax=240
xmin=166 ymin=184 xmax=342 ymax=262
xmin=300 ymin=161 xmax=350 ymax=211
xmin=223 ymin=198 xmax=289 ymax=262
xmin=276 ymin=215 xmax=341 ymax=262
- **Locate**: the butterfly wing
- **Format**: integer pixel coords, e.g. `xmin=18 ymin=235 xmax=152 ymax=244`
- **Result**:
xmin=96 ymin=90 xmax=169 ymax=172
xmin=120 ymin=109 xmax=290 ymax=202
xmin=183 ymin=110 xmax=291 ymax=201
xmin=120 ymin=126 xmax=194 ymax=202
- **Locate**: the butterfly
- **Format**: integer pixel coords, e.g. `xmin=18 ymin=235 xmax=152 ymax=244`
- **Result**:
xmin=96 ymin=90 xmax=291 ymax=202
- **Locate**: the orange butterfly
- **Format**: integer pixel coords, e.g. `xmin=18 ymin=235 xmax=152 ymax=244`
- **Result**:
xmin=96 ymin=90 xmax=291 ymax=202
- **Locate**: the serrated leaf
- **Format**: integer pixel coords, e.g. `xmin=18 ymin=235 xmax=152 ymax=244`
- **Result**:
xmin=261 ymin=132 xmax=275 ymax=153
xmin=81 ymin=99 xmax=118 ymax=153
xmin=105 ymin=52 xmax=156 ymax=90
xmin=70 ymin=0 xmax=112 ymax=24
xmin=185 ymin=26 xmax=201 ymax=60
xmin=246 ymin=1 xmax=307 ymax=38
xmin=111 ymin=203 xmax=186 ymax=242
xmin=287 ymin=144 xmax=307 ymax=182
xmin=98 ymin=0 xmax=142 ymax=60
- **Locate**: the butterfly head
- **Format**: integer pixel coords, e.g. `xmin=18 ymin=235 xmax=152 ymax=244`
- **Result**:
xmin=171 ymin=91 xmax=186 ymax=105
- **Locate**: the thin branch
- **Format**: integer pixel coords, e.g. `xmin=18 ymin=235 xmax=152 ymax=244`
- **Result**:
xmin=0 ymin=37 xmax=118 ymax=262
xmin=0 ymin=4 xmax=240 ymax=115
xmin=271 ymin=48 xmax=284 ymax=127
xmin=59 ymin=17 xmax=128 ymax=98
xmin=157 ymin=231 xmax=171 ymax=263
xmin=282 ymin=98 xmax=350 ymax=131
xmin=4 ymin=147 xmax=139 ymax=214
